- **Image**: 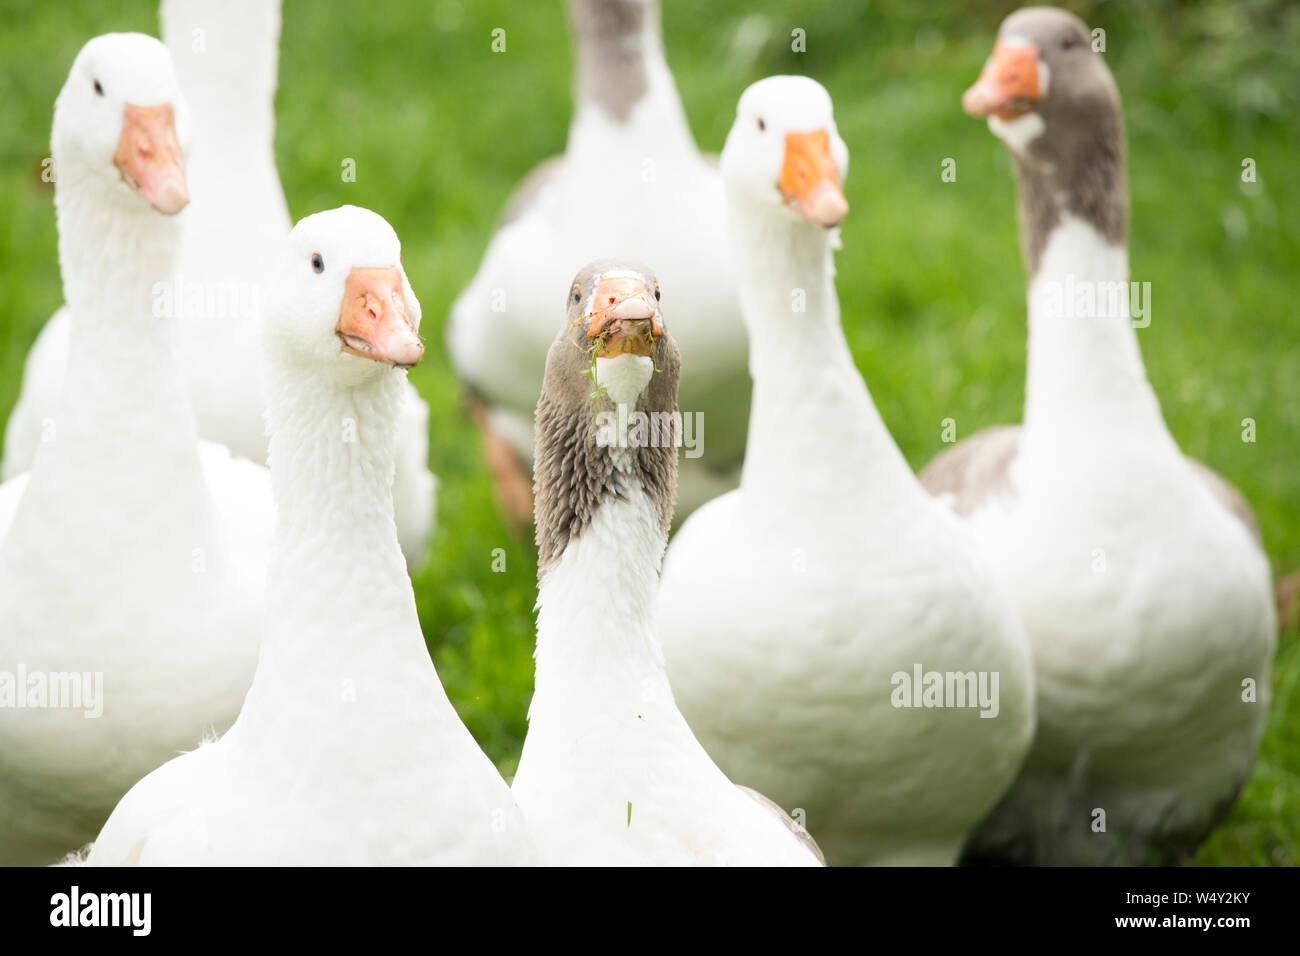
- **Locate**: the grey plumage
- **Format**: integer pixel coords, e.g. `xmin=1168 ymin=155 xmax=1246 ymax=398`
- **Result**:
xmin=920 ymin=424 xmax=1263 ymax=546
xmin=533 ymin=259 xmax=680 ymax=573
xmin=570 ymin=0 xmax=651 ymax=124
xmin=997 ymin=8 xmax=1128 ymax=275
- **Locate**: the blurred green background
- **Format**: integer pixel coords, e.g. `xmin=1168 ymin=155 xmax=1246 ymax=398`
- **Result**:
xmin=1 ymin=0 xmax=1296 ymax=864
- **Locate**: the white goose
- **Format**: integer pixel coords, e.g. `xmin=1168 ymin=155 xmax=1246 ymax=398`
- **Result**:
xmin=1 ymin=0 xmax=436 ymax=568
xmin=86 ymin=206 xmax=532 ymax=866
xmin=511 ymin=259 xmax=822 ymax=866
xmin=655 ymin=76 xmax=1036 ymax=866
xmin=447 ymin=0 xmax=748 ymax=524
xmin=0 ymin=34 xmax=272 ymax=866
xmin=921 ymin=8 xmax=1275 ymax=865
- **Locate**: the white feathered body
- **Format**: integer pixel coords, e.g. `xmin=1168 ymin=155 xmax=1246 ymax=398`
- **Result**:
xmin=87 ymin=353 xmax=526 ymax=866
xmin=659 ymin=409 xmax=1036 ymax=866
xmin=0 ymin=162 xmax=271 ymax=863
xmin=513 ymin=482 xmax=819 ymax=866
xmin=959 ymin=218 xmax=1275 ymax=863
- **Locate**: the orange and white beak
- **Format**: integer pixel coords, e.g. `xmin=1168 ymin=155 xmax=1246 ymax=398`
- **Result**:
xmin=336 ymin=266 xmax=423 ymax=368
xmin=778 ymin=129 xmax=848 ymax=229
xmin=586 ymin=276 xmax=662 ymax=358
xmin=962 ymin=42 xmax=1043 ymax=120
xmin=113 ymin=103 xmax=188 ymax=215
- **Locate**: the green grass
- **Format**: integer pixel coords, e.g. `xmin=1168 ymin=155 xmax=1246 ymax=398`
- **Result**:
xmin=1 ymin=0 xmax=1296 ymax=864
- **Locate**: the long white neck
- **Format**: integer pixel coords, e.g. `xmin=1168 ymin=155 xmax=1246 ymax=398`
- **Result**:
xmin=233 ymin=360 xmax=452 ymax=758
xmin=50 ymin=174 xmax=204 ymax=486
xmin=566 ymin=0 xmax=698 ymax=169
xmin=250 ymin=366 xmax=420 ymax=683
xmin=161 ymin=0 xmax=280 ymax=170
xmin=532 ymin=483 xmax=672 ymax=728
xmin=1021 ymin=216 xmax=1172 ymax=458
xmin=729 ymin=198 xmax=920 ymax=514
xmin=162 ymin=0 xmax=289 ymax=265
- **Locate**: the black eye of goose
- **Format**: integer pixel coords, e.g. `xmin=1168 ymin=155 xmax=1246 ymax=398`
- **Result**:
xmin=93 ymin=79 xmax=104 ymax=96
xmin=572 ymin=284 xmax=582 ymax=303
xmin=1061 ymin=35 xmax=1080 ymax=50
xmin=654 ymin=287 xmax=661 ymax=301
xmin=757 ymin=117 xmax=766 ymax=132
xmin=311 ymin=253 xmax=325 ymax=273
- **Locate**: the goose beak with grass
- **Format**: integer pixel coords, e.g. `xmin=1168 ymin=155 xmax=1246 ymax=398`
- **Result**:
xmin=581 ymin=275 xmax=663 ymax=359
xmin=564 ymin=263 xmax=667 ymax=413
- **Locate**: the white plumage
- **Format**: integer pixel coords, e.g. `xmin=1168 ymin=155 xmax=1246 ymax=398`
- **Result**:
xmin=515 ymin=483 xmax=821 ymax=866
xmin=922 ymin=8 xmax=1275 ymax=864
xmin=0 ymin=33 xmax=272 ymax=866
xmin=656 ymin=76 xmax=1036 ymax=866
xmin=86 ymin=207 xmax=533 ymax=866
xmin=1 ymin=0 xmax=437 ymax=568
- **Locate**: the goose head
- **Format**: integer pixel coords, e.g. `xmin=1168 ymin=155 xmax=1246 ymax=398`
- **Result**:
xmin=720 ymin=75 xmax=849 ymax=229
xmin=53 ymin=33 xmax=190 ymax=215
xmin=962 ymin=7 xmax=1121 ymax=158
xmin=534 ymin=258 xmax=681 ymax=567
xmin=564 ymin=258 xmax=669 ymax=406
xmin=267 ymin=205 xmax=424 ymax=386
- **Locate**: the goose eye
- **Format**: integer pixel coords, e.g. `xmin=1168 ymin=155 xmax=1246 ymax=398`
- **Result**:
xmin=572 ymin=284 xmax=582 ymax=303
xmin=93 ymin=79 xmax=104 ymax=96
xmin=1062 ymin=36 xmax=1079 ymax=50
xmin=654 ymin=286 xmax=661 ymax=301
xmin=311 ymin=253 xmax=325 ymax=273
xmin=757 ymin=117 xmax=766 ymax=132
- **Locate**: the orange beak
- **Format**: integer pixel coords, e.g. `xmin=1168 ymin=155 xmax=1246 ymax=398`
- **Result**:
xmin=586 ymin=277 xmax=662 ymax=358
xmin=336 ymin=266 xmax=423 ymax=368
xmin=113 ymin=104 xmax=188 ymax=215
xmin=778 ymin=129 xmax=848 ymax=229
xmin=962 ymin=42 xmax=1043 ymax=120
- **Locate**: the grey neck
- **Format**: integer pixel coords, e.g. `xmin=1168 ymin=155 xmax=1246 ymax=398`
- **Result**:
xmin=569 ymin=0 xmax=658 ymax=122
xmin=533 ymin=378 xmax=678 ymax=574
xmin=1011 ymin=113 xmax=1128 ymax=278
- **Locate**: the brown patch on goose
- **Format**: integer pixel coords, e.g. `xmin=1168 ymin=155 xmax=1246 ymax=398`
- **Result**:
xmin=119 ymin=839 xmax=146 ymax=866
xmin=465 ymin=391 xmax=535 ymax=533
xmin=735 ymin=785 xmax=826 ymax=865
xmin=919 ymin=424 xmax=1021 ymax=516
xmin=494 ymin=156 xmax=565 ymax=231
xmin=920 ymin=424 xmax=1266 ymax=549
xmin=1186 ymin=458 xmax=1263 ymax=547
xmin=1276 ymin=569 xmax=1300 ymax=632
